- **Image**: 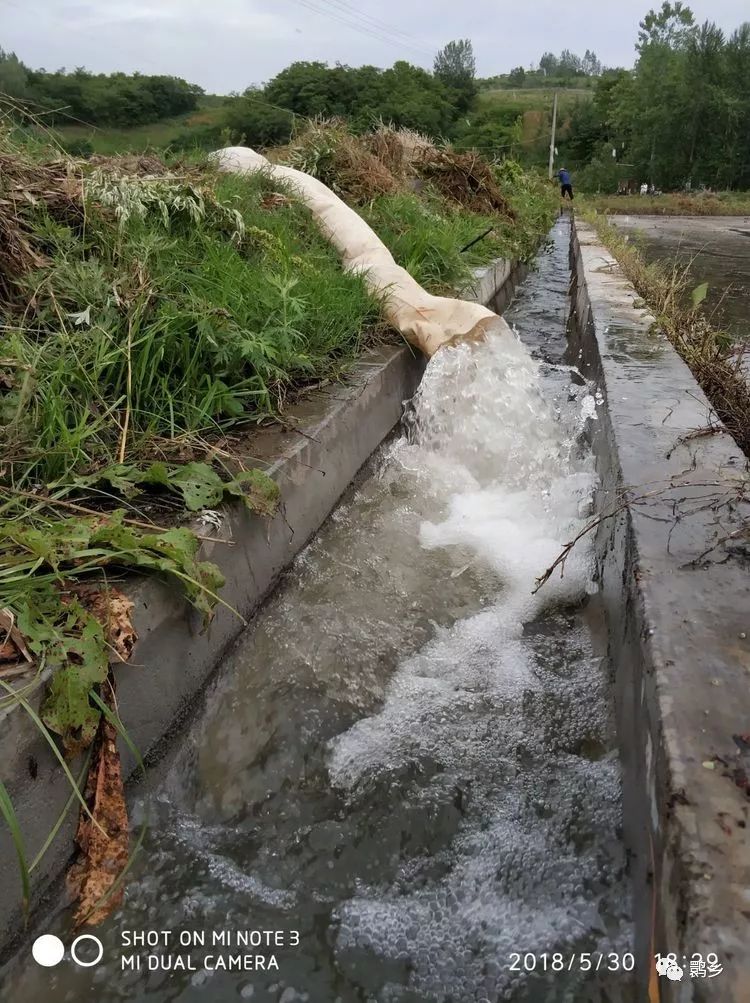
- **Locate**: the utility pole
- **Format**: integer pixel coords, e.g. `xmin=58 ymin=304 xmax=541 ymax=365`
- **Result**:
xmin=548 ymin=90 xmax=558 ymax=180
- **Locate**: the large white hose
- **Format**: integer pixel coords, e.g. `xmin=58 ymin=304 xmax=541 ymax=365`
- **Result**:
xmin=211 ymin=146 xmax=513 ymax=357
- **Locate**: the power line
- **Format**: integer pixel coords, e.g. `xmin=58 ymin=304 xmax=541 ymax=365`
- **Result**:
xmin=290 ymin=0 xmax=432 ymax=57
xmin=287 ymin=0 xmax=434 ymax=60
xmin=319 ymin=0 xmax=423 ymax=48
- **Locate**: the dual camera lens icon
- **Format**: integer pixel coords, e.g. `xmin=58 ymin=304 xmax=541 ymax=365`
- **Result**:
xmin=32 ymin=933 xmax=104 ymax=968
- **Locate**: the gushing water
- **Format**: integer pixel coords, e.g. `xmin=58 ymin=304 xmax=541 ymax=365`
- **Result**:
xmin=327 ymin=292 xmax=628 ymax=1002
xmin=1 ymin=219 xmax=633 ymax=1002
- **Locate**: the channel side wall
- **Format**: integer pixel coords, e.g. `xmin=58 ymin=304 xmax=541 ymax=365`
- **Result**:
xmin=0 ymin=256 xmax=522 ymax=957
xmin=571 ymin=220 xmax=750 ymax=1001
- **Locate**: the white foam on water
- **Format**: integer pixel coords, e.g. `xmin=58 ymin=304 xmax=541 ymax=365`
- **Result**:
xmin=327 ymin=331 xmax=629 ymax=999
xmin=330 ymin=332 xmax=597 ymax=786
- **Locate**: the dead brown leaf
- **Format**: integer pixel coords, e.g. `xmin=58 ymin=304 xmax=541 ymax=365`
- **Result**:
xmin=260 ymin=191 xmax=293 ymax=210
xmin=64 ymin=585 xmax=137 ymax=663
xmin=0 ymin=606 xmax=34 ymax=671
xmin=68 ymin=676 xmax=130 ymax=927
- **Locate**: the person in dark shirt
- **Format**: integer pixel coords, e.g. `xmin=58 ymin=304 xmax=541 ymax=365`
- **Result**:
xmin=556 ymin=168 xmax=574 ymax=200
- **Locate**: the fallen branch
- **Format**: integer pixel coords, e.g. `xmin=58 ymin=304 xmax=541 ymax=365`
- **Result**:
xmin=533 ymin=475 xmax=749 ymax=594
xmin=533 ymin=507 xmax=625 ymax=594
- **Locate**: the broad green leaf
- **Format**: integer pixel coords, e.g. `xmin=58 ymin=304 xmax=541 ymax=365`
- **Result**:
xmin=141 ymin=462 xmax=172 ymax=489
xmin=227 ymin=469 xmax=280 ymax=518
xmin=40 ymin=619 xmax=108 ymax=756
xmin=691 ymin=282 xmax=708 ymax=309
xmin=170 ymin=463 xmax=225 ymax=511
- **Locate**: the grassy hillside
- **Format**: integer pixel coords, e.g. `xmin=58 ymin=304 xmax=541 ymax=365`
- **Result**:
xmin=52 ymin=100 xmax=226 ymax=155
xmin=478 ymin=87 xmax=592 ymax=112
xmin=48 ymin=87 xmax=594 ymax=159
xmin=452 ymin=86 xmax=592 ymax=163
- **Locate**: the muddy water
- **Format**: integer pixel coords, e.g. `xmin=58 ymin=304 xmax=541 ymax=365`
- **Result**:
xmin=610 ymin=215 xmax=750 ymax=342
xmin=2 ymin=218 xmax=635 ymax=1002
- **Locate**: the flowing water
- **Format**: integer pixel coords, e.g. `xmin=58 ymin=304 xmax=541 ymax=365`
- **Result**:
xmin=2 ymin=218 xmax=635 ymax=1002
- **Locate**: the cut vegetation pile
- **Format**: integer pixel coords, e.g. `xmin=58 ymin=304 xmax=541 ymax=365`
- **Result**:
xmin=0 ymin=121 xmax=556 ymax=927
xmin=283 ymin=119 xmax=515 ymax=218
xmin=280 ymin=120 xmax=554 ymax=289
xmin=414 ymin=147 xmax=514 ymax=218
xmin=0 ymin=152 xmax=82 ymax=301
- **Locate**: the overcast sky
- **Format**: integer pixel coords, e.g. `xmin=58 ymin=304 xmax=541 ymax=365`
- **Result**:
xmin=3 ymin=0 xmax=749 ymax=94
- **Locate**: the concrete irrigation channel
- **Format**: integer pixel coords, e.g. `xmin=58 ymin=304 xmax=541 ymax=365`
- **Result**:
xmin=1 ymin=216 xmax=749 ymax=1001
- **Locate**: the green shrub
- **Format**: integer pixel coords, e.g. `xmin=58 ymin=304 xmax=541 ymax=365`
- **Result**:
xmin=60 ymin=136 xmax=94 ymax=158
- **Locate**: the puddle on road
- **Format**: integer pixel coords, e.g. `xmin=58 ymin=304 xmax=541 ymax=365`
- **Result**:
xmin=2 ymin=218 xmax=635 ymax=1002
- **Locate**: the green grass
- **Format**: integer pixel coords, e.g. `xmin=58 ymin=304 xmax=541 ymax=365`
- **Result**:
xmin=478 ymin=86 xmax=592 ymax=112
xmin=52 ymin=104 xmax=226 ymax=155
xmin=579 ymin=191 xmax=750 ymax=216
xmin=3 ymin=133 xmax=557 ymax=490
xmin=364 ymin=171 xmax=556 ymax=292
xmin=3 ymin=165 xmax=380 ymax=487
xmin=4 ymin=169 xmax=554 ymax=490
xmin=364 ymin=193 xmax=508 ymax=292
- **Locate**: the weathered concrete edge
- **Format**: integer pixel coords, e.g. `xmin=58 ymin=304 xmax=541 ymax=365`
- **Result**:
xmin=466 ymin=258 xmax=514 ymax=306
xmin=570 ymin=219 xmax=750 ymax=1001
xmin=0 ymin=256 xmax=520 ymax=955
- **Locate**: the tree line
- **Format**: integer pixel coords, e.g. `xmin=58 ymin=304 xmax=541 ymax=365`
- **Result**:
xmin=169 ymin=39 xmax=479 ymax=151
xmin=0 ymin=40 xmax=477 ymax=146
xmin=562 ymin=3 xmax=750 ymax=190
xmin=0 ymin=49 xmax=202 ymax=127
xmin=480 ymin=48 xmax=604 ymax=90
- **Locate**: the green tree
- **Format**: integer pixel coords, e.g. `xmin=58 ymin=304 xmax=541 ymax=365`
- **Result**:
xmin=722 ymin=23 xmax=750 ymax=187
xmin=21 ymin=67 xmax=202 ymax=126
xmin=433 ymin=39 xmax=477 ymax=113
xmin=558 ymin=49 xmax=583 ymax=79
xmin=582 ymin=50 xmax=603 ymax=76
xmin=619 ymin=3 xmax=698 ymax=186
xmin=263 ymin=59 xmax=455 ymax=136
xmin=539 ymin=52 xmax=558 ymax=77
xmin=264 ymin=61 xmax=344 ymax=117
xmin=583 ymin=5 xmax=750 ymax=190
xmin=637 ymin=1 xmax=695 ymax=49
xmin=0 ymin=47 xmax=31 ymax=99
xmin=453 ymin=104 xmax=528 ymax=159
xmin=563 ymin=100 xmax=607 ymax=165
xmin=221 ymin=94 xmax=295 ymax=147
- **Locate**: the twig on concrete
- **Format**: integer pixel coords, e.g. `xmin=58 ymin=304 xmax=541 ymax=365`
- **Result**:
xmin=534 ymin=474 xmax=749 ymax=593
xmin=665 ymin=422 xmax=730 ymax=459
xmin=687 ymin=523 xmax=750 ymax=567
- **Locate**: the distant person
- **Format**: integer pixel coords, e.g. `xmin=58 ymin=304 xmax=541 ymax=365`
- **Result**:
xmin=556 ymin=168 xmax=573 ymax=200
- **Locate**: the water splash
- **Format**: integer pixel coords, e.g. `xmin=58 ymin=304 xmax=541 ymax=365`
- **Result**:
xmin=327 ymin=322 xmax=629 ymax=999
